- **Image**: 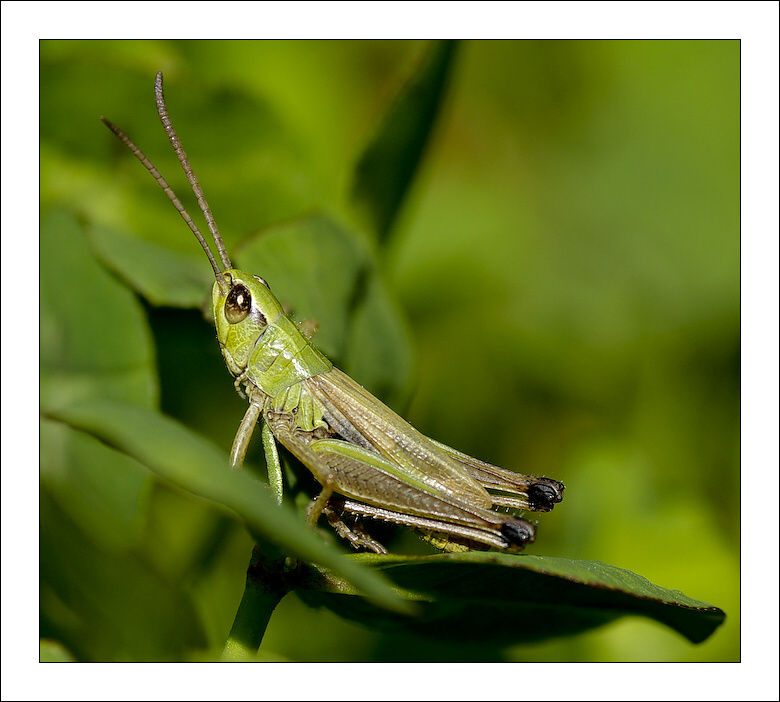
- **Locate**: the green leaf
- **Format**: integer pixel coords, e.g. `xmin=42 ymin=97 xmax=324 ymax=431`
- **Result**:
xmin=40 ymin=208 xmax=158 ymax=411
xmin=40 ymin=208 xmax=155 ymax=551
xmin=89 ymin=223 xmax=214 ymax=308
xmin=298 ymin=552 xmax=725 ymax=645
xmin=40 ymin=209 xmax=206 ymax=660
xmin=40 ymin=487 xmax=208 ymax=661
xmin=352 ymin=40 xmax=459 ymax=242
xmin=45 ymin=398 xmax=411 ymax=616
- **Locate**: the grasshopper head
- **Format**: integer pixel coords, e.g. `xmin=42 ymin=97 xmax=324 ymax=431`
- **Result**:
xmin=212 ymin=269 xmax=287 ymax=377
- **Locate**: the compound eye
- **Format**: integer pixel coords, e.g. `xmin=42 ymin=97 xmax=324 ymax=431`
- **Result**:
xmin=225 ymin=283 xmax=251 ymax=324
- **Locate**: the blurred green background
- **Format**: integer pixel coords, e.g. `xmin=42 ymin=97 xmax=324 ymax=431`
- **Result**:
xmin=40 ymin=40 xmax=739 ymax=662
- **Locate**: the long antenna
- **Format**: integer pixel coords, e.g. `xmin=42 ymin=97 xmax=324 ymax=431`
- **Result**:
xmin=100 ymin=72 xmax=233 ymax=283
xmin=153 ymin=72 xmax=233 ymax=272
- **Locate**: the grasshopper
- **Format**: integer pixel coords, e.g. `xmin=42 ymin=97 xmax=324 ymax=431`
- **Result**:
xmin=101 ymin=72 xmax=564 ymax=555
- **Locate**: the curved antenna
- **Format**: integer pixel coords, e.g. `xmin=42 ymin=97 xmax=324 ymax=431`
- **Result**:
xmin=154 ymin=71 xmax=233 ymax=272
xmin=100 ymin=115 xmax=225 ymax=281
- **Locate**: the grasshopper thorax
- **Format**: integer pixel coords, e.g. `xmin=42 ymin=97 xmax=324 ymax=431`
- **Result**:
xmin=212 ymin=270 xmax=332 ymax=398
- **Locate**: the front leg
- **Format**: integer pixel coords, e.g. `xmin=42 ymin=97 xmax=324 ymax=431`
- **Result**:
xmin=229 ymin=398 xmax=261 ymax=470
xmin=230 ymin=390 xmax=285 ymax=506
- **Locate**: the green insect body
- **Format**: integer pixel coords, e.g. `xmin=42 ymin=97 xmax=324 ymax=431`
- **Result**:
xmin=102 ymin=72 xmax=564 ymax=555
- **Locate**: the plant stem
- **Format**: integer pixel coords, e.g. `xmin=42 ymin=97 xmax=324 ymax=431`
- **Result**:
xmin=221 ymin=545 xmax=297 ymax=660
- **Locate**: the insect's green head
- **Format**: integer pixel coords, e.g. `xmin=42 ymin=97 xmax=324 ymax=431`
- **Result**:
xmin=212 ymin=269 xmax=286 ymax=373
